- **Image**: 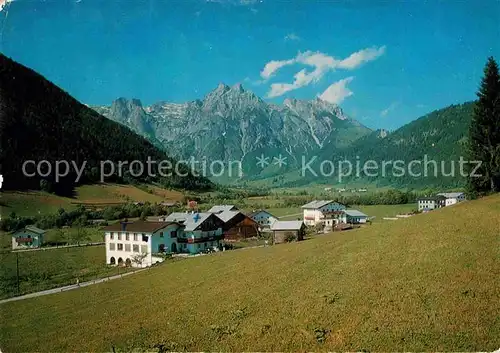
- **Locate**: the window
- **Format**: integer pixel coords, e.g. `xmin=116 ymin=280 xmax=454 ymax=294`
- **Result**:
xmin=125 ymin=244 xmax=131 ymax=252
xmin=170 ymin=231 xmax=177 ymax=238
xmin=118 ymin=233 xmax=122 ymax=241
xmin=142 ymin=234 xmax=148 ymax=242
xmin=109 ymin=243 xmax=115 ymax=250
xmin=117 ymin=243 xmax=124 ymax=251
xmin=125 ymin=233 xmax=130 ymax=241
xmin=133 ymin=233 xmax=138 ymax=241
xmin=159 ymin=232 xmax=164 ymax=238
xmin=133 ymin=244 xmax=139 ymax=253
xmin=110 ymin=233 xmax=114 ymax=240
xmin=140 ymin=245 xmax=148 ymax=253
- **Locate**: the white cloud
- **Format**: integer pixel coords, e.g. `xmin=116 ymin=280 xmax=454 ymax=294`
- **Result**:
xmin=261 ymin=46 xmax=385 ymax=98
xmin=284 ymin=33 xmax=301 ymax=41
xmin=0 ymin=0 xmax=14 ymax=12
xmin=380 ymin=101 xmax=399 ymax=117
xmin=260 ymin=58 xmax=295 ymax=80
xmin=318 ymin=77 xmax=354 ymax=104
xmin=337 ymin=46 xmax=386 ymax=69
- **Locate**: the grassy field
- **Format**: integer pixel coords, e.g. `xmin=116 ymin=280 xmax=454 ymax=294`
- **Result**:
xmin=1 ymin=195 xmax=499 ymax=351
xmin=0 ymin=226 xmax=105 ymax=250
xmin=0 ymin=184 xmax=185 ymax=217
xmin=357 ymin=204 xmax=416 ymax=221
xmin=0 ymin=245 xmax=133 ymax=300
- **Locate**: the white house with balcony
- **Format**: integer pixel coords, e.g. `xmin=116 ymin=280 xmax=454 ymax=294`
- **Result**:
xmin=103 ymin=221 xmax=184 ymax=268
xmin=301 ymin=200 xmax=346 ymax=226
xmin=160 ymin=212 xmax=225 ymax=254
xmin=437 ymin=192 xmax=466 ymax=206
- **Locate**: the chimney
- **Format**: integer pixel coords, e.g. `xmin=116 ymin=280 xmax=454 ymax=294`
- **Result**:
xmin=120 ymin=222 xmax=127 ymax=231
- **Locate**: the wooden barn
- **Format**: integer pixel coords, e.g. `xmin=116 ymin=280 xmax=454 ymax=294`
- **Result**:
xmin=214 ymin=210 xmax=260 ymax=241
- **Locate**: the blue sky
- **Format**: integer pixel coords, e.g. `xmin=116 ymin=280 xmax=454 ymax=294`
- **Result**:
xmin=1 ymin=0 xmax=499 ymax=130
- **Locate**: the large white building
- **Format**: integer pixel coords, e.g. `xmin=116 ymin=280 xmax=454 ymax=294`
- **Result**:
xmin=103 ymin=221 xmax=185 ymax=268
xmin=104 ymin=213 xmax=225 ymax=267
xmin=437 ymin=192 xmax=466 ymax=206
xmin=301 ymin=200 xmax=346 ymax=226
xmin=417 ymin=195 xmax=447 ymax=211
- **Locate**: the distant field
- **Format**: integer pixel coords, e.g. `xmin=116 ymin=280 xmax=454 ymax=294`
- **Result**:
xmin=0 ymin=245 xmax=133 ymax=300
xmin=0 ymin=184 xmax=185 ymax=216
xmin=357 ymin=204 xmax=416 ymax=222
xmin=1 ymin=195 xmax=499 ymax=351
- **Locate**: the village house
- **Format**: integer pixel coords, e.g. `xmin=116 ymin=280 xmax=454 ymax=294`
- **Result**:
xmin=214 ymin=210 xmax=260 ymax=241
xmin=417 ymin=195 xmax=447 ymax=211
xmin=344 ymin=209 xmax=369 ymax=224
xmin=161 ymin=212 xmax=225 ymax=254
xmin=301 ymin=200 xmax=346 ymax=226
xmin=271 ymin=220 xmax=306 ymax=244
xmin=11 ymin=225 xmax=46 ymax=250
xmin=103 ymin=221 xmax=184 ymax=267
xmin=437 ymin=192 xmax=466 ymax=206
xmin=248 ymin=209 xmax=279 ymax=229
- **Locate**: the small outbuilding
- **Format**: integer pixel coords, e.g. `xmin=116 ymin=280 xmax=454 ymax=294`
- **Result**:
xmin=344 ymin=209 xmax=368 ymax=224
xmin=271 ymin=220 xmax=306 ymax=244
xmin=12 ymin=225 xmax=46 ymax=250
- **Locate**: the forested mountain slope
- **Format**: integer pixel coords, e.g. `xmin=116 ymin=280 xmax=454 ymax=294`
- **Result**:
xmin=0 ymin=54 xmax=212 ymax=195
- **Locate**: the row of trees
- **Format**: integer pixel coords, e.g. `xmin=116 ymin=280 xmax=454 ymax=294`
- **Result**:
xmin=0 ymin=202 xmax=185 ymax=233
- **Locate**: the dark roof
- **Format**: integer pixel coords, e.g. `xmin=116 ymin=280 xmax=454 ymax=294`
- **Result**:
xmin=102 ymin=221 xmax=180 ymax=233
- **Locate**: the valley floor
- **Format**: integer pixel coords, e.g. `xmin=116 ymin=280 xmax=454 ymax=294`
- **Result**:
xmin=1 ymin=195 xmax=499 ymax=352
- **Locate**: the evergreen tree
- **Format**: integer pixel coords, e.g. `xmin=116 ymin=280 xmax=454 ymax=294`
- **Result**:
xmin=468 ymin=57 xmax=500 ymax=193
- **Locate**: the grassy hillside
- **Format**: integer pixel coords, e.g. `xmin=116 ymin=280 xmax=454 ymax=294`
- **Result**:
xmin=1 ymin=195 xmax=499 ymax=351
xmin=0 ymin=183 xmax=185 ymax=216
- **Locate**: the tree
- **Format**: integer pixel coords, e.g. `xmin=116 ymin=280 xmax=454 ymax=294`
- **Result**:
xmin=131 ymin=252 xmax=148 ymax=267
xmin=468 ymin=56 xmax=500 ymax=193
xmin=72 ymin=227 xmax=90 ymax=245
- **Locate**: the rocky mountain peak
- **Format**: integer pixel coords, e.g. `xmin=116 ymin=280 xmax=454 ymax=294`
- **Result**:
xmin=232 ymin=83 xmax=244 ymax=93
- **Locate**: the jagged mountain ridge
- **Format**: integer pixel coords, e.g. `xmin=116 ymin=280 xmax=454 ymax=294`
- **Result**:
xmin=93 ymin=83 xmax=372 ymax=180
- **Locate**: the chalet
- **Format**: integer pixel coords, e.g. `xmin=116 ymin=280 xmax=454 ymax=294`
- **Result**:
xmin=437 ymin=192 xmax=466 ymax=206
xmin=271 ymin=221 xmax=306 ymax=244
xmin=248 ymin=209 xmax=278 ymax=229
xmin=344 ymin=209 xmax=368 ymax=224
xmin=103 ymin=221 xmax=184 ymax=267
xmin=417 ymin=195 xmax=446 ymax=211
xmin=162 ymin=212 xmax=225 ymax=254
xmin=215 ymin=210 xmax=260 ymax=241
xmin=207 ymin=205 xmax=238 ymax=213
xmin=301 ymin=200 xmax=346 ymax=226
xmin=12 ymin=226 xmax=46 ymax=250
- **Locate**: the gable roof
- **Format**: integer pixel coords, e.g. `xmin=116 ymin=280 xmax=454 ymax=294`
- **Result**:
xmin=418 ymin=195 xmax=447 ymax=201
xmin=271 ymin=220 xmax=305 ymax=231
xmin=345 ymin=209 xmax=368 ymax=217
xmin=437 ymin=192 xmax=465 ymax=198
xmin=301 ymin=200 xmax=344 ymax=209
xmin=207 ymin=205 xmax=238 ymax=213
xmin=103 ymin=221 xmax=179 ymax=233
xmin=163 ymin=212 xmax=217 ymax=231
xmin=13 ymin=225 xmax=46 ymax=236
xmin=214 ymin=210 xmax=241 ymax=223
xmin=247 ymin=209 xmax=278 ymax=219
